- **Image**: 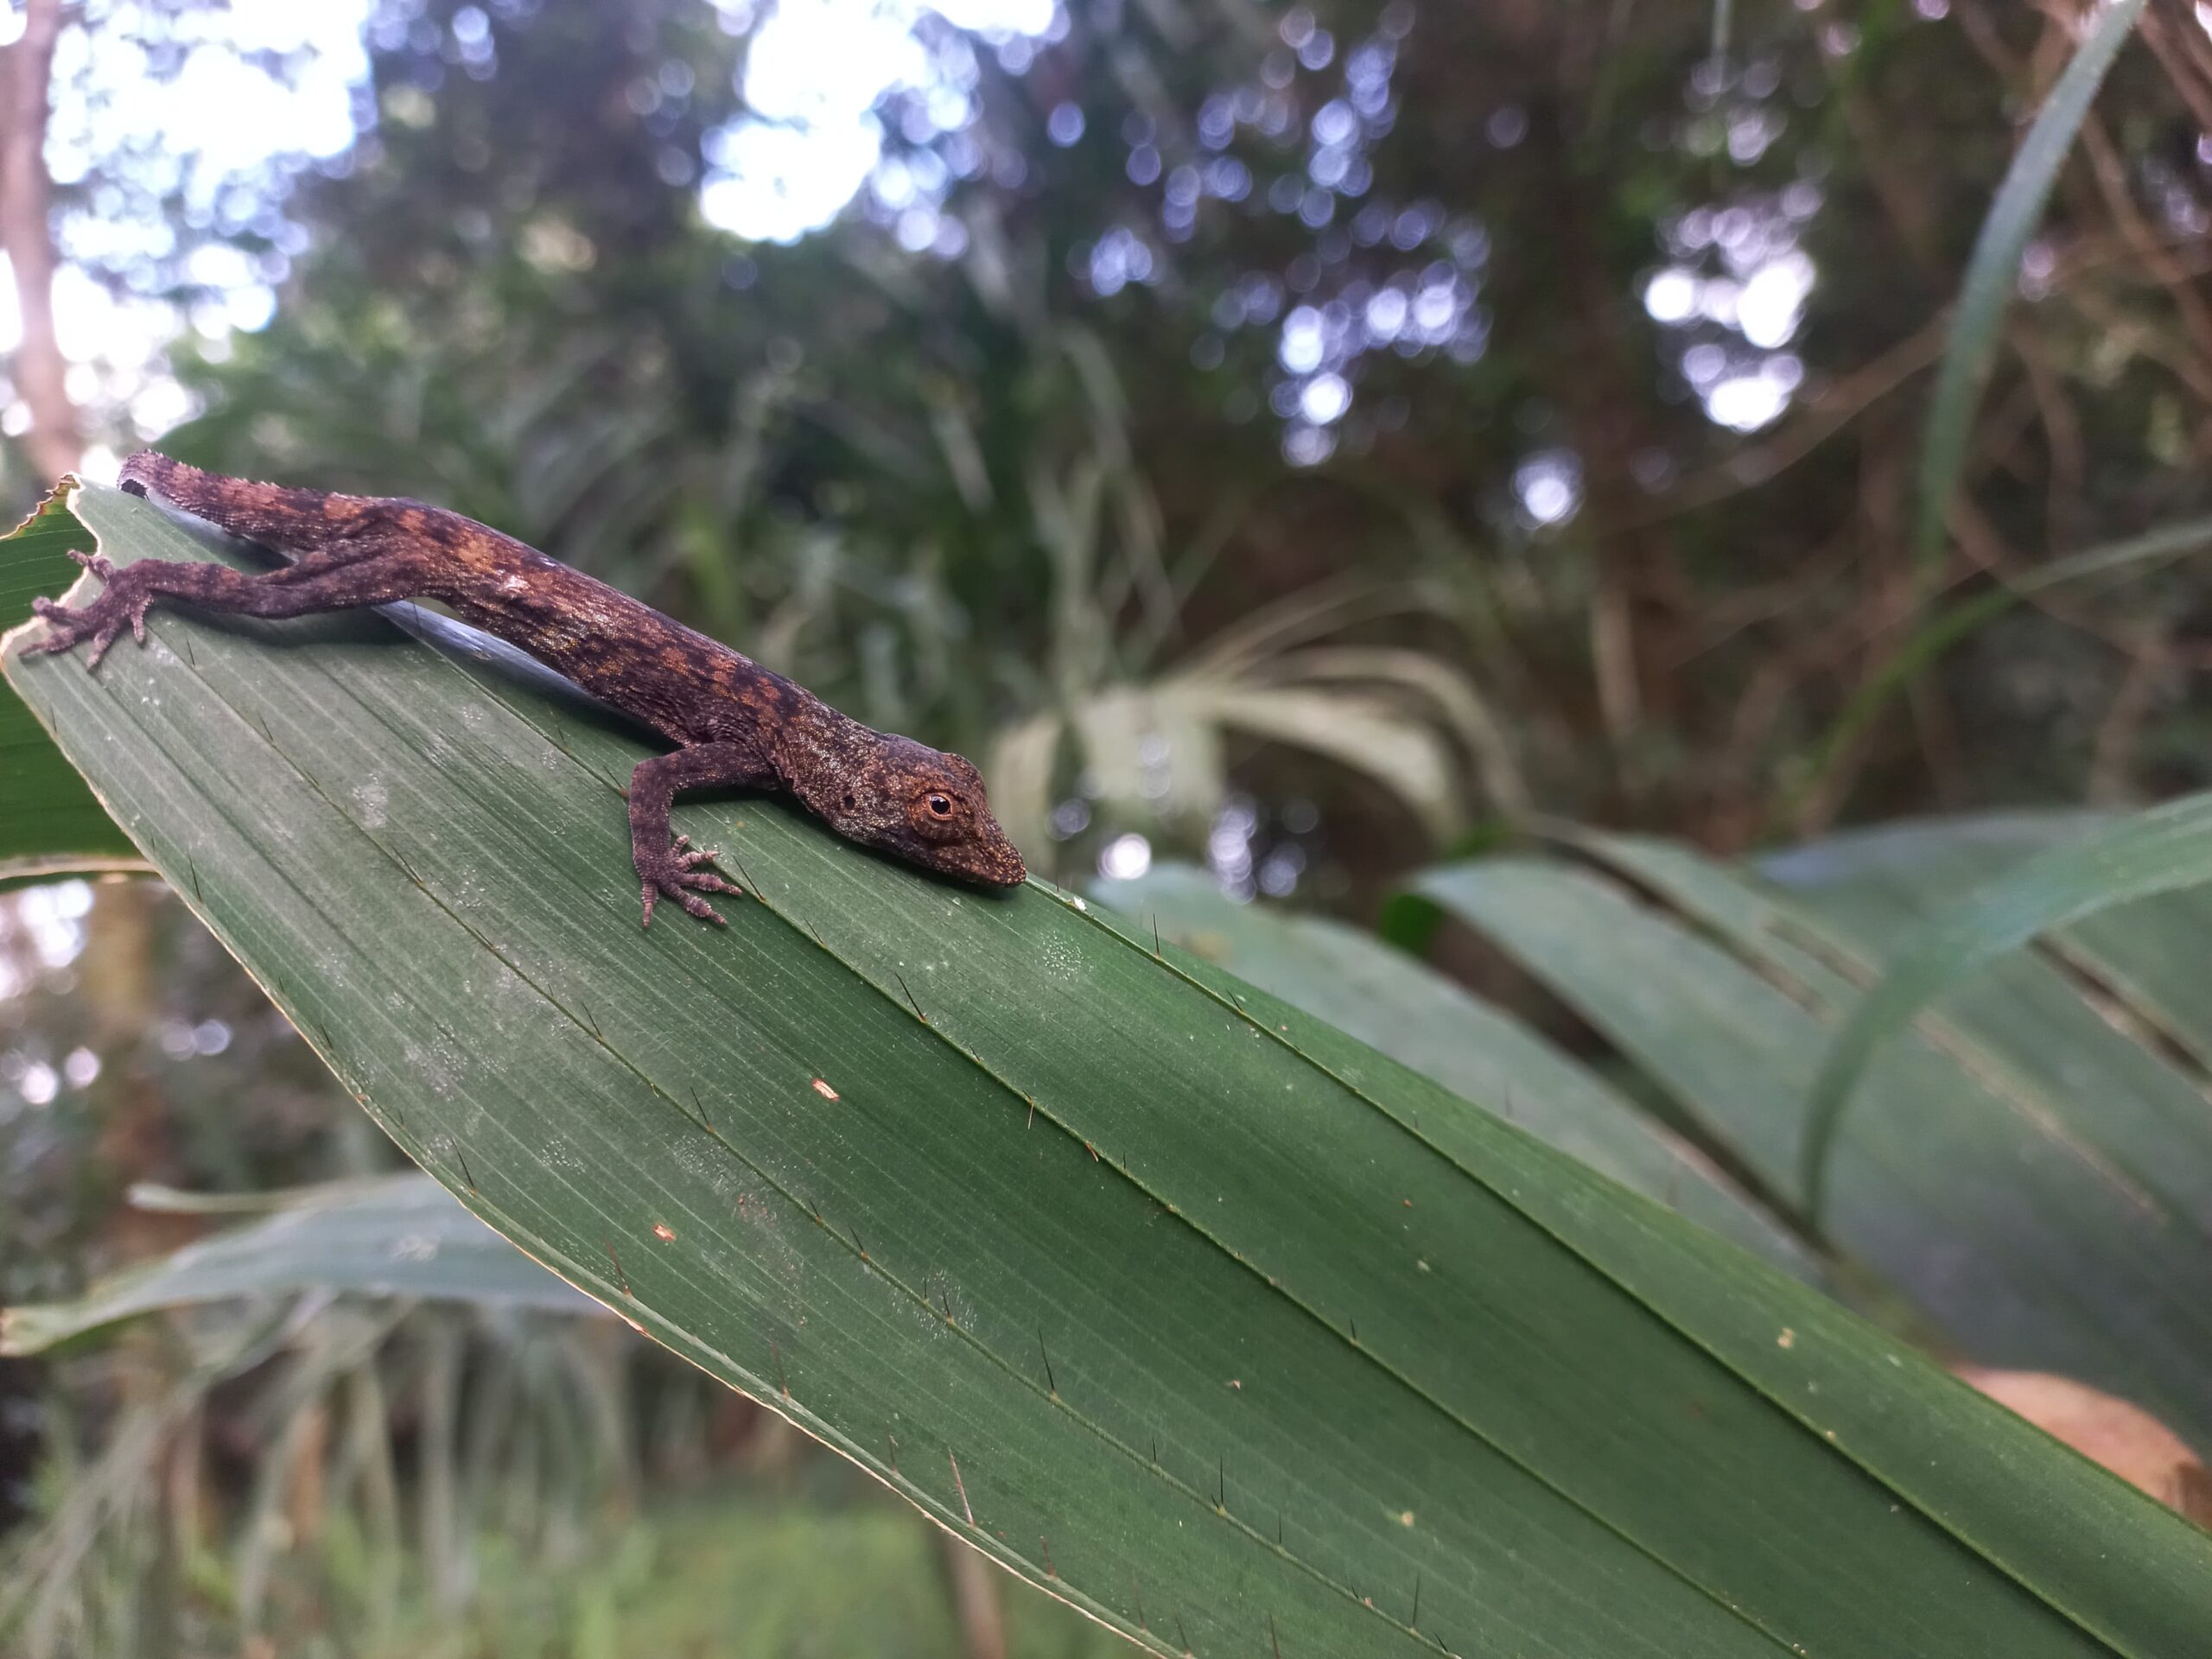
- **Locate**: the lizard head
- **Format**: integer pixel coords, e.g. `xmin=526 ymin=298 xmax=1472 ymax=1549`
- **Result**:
xmin=812 ymin=737 xmax=1027 ymax=887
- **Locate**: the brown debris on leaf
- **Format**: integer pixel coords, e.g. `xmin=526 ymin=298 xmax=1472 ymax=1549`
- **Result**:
xmin=1956 ymin=1366 xmax=2212 ymax=1524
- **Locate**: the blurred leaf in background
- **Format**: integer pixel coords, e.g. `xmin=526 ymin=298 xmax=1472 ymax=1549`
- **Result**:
xmin=117 ymin=0 xmax=2212 ymax=874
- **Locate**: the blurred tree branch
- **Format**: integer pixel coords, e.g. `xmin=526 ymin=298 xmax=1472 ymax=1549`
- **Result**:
xmin=0 ymin=0 xmax=79 ymax=482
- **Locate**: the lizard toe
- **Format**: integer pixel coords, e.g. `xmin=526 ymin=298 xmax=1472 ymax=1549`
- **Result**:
xmin=29 ymin=598 xmax=82 ymax=653
xmin=675 ymin=888 xmax=728 ymax=925
xmin=82 ymin=623 xmax=124 ymax=670
xmin=640 ymin=861 xmax=734 ymax=928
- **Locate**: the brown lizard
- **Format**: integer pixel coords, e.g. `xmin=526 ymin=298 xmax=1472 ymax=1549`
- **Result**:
xmin=29 ymin=451 xmax=1026 ymax=924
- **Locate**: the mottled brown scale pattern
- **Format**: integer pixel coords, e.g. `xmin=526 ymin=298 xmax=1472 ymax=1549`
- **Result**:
xmin=30 ymin=451 xmax=1026 ymax=925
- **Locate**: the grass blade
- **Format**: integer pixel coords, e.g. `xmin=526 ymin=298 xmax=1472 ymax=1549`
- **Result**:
xmin=1915 ymin=0 xmax=2145 ymax=573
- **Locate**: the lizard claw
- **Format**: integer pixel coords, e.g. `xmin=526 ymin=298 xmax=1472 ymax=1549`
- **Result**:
xmin=638 ymin=836 xmax=743 ymax=929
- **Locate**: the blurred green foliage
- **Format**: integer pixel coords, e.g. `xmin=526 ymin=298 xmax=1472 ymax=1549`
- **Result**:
xmin=353 ymin=1494 xmax=1126 ymax=1659
xmin=136 ymin=0 xmax=2212 ymax=887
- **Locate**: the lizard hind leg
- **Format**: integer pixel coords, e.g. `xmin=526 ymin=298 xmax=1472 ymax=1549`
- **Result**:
xmin=30 ymin=550 xmax=442 ymax=668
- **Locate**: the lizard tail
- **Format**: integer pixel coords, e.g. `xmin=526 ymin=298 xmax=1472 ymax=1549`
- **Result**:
xmin=117 ymin=450 xmax=391 ymax=559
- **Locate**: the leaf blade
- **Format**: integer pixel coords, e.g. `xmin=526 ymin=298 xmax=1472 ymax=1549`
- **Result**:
xmin=9 ymin=484 xmax=2206 ymax=1656
xmin=1095 ymin=862 xmax=1815 ymax=1275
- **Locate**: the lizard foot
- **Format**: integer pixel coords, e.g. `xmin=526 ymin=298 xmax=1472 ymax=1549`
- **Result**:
xmin=29 ymin=553 xmax=153 ymax=670
xmin=639 ymin=835 xmax=743 ymax=928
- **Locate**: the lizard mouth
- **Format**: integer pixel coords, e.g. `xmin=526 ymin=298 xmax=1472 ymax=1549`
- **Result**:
xmin=944 ymin=834 xmax=1027 ymax=887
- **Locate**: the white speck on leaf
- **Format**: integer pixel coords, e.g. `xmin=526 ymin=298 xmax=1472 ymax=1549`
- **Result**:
xmin=352 ymin=779 xmax=388 ymax=829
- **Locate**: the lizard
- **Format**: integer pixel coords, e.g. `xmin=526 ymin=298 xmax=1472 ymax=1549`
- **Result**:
xmin=28 ymin=450 xmax=1027 ymax=925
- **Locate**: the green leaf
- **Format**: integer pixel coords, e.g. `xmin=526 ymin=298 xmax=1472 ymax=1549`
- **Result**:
xmin=1095 ymin=863 xmax=1815 ymax=1277
xmin=2048 ymin=869 xmax=2212 ymax=1076
xmin=1800 ymin=794 xmax=2212 ymax=1221
xmin=1115 ymin=880 xmax=2212 ymax=1657
xmin=9 ymin=483 xmax=2209 ymax=1656
xmin=1418 ymin=832 xmax=2212 ymax=1465
xmin=0 ymin=486 xmax=142 ymax=879
xmin=1916 ymin=0 xmax=2146 ymax=571
xmin=1 ymin=1175 xmax=599 ymax=1355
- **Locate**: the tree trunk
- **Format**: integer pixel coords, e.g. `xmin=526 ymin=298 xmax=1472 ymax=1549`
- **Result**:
xmin=0 ymin=0 xmax=79 ymax=482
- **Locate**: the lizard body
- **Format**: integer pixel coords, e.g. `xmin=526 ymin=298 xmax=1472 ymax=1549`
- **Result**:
xmin=29 ymin=451 xmax=1026 ymax=923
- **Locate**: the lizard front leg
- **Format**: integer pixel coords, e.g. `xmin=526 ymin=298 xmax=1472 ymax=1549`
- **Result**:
xmin=627 ymin=741 xmax=768 ymax=927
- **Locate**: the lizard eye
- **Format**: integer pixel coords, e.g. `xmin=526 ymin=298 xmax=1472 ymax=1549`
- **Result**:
xmin=926 ymin=792 xmax=955 ymax=817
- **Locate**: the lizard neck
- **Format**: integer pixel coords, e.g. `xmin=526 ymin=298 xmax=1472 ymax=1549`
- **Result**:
xmin=771 ymin=697 xmax=884 ymax=820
